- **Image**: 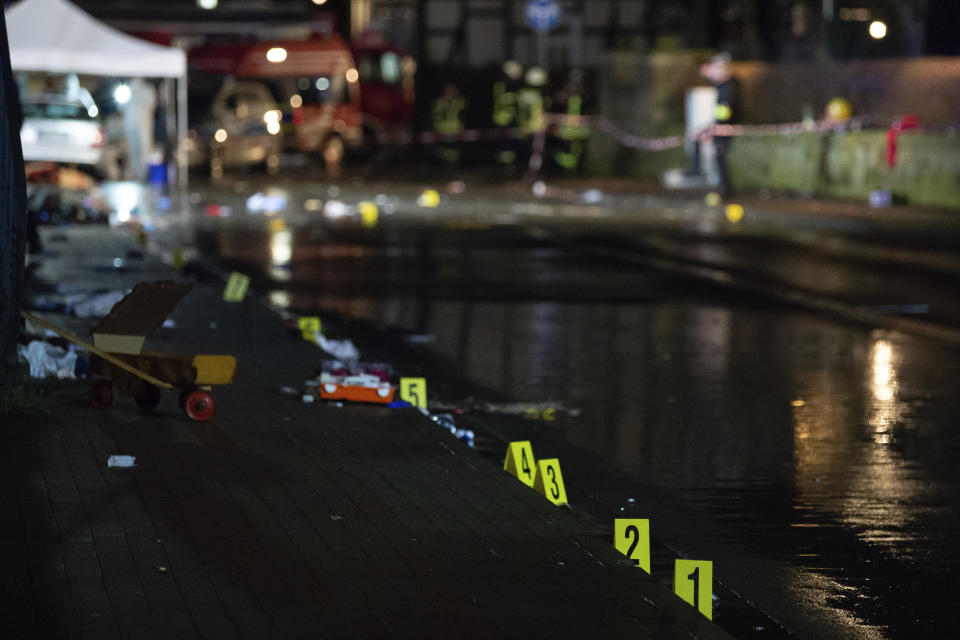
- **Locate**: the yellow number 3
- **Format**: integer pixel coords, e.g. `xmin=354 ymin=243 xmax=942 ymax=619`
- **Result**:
xmin=533 ymin=459 xmax=567 ymax=505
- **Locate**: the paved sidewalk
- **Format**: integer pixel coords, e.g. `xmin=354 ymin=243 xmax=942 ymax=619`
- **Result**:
xmin=3 ymin=225 xmax=733 ymax=639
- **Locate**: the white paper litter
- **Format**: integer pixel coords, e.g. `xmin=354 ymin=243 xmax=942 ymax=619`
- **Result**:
xmin=107 ymin=455 xmax=136 ymax=468
xmin=580 ymin=189 xmax=604 ymax=204
xmin=18 ymin=341 xmax=77 ymax=379
xmin=72 ymin=290 xmax=126 ymax=318
xmin=312 ymin=332 xmax=359 ymax=360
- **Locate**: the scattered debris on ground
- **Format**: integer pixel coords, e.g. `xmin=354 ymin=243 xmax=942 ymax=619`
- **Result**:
xmin=107 ymin=455 xmax=136 ymax=468
xmin=429 ymin=399 xmax=580 ymax=419
xmin=303 ymin=361 xmax=395 ymax=404
xmin=308 ymin=331 xmax=359 ymax=360
xmin=18 ymin=341 xmax=79 ymax=379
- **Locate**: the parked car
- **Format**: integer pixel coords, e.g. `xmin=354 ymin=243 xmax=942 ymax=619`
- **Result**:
xmin=189 ymin=37 xmax=367 ymax=169
xmin=19 ymin=94 xmax=104 ymax=171
xmin=186 ymin=79 xmax=284 ymax=176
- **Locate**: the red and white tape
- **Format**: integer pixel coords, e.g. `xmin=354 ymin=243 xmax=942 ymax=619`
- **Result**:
xmin=373 ymin=114 xmax=873 ymax=153
xmin=591 ymin=115 xmax=874 ymax=151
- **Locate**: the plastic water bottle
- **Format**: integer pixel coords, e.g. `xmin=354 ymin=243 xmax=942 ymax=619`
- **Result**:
xmin=107 ymin=455 xmax=136 ymax=468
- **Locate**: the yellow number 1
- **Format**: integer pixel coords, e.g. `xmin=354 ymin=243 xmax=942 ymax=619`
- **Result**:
xmin=674 ymin=560 xmax=712 ymax=619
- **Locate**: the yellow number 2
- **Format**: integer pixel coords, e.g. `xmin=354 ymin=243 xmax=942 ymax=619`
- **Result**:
xmin=614 ymin=519 xmax=650 ymax=573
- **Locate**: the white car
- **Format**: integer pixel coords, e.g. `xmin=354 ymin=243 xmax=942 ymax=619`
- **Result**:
xmin=187 ymin=80 xmax=284 ymax=175
xmin=20 ymin=95 xmax=105 ymax=169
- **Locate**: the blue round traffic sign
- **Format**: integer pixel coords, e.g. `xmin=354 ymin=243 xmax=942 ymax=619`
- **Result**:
xmin=525 ymin=0 xmax=562 ymax=32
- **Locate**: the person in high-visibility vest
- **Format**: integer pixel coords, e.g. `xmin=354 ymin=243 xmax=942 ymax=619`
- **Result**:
xmin=493 ymin=60 xmax=522 ymax=127
xmin=492 ymin=60 xmax=523 ymax=171
xmin=517 ymin=66 xmax=548 ymax=177
xmin=551 ymin=70 xmax=589 ymax=174
xmin=700 ymin=53 xmax=738 ymax=197
xmin=432 ymin=83 xmax=466 ymax=165
xmin=517 ymin=67 xmax=547 ymax=137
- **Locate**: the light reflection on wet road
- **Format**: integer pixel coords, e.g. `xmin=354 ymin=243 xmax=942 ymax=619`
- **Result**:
xmin=330 ymin=294 xmax=958 ymax=640
xmin=173 ymin=181 xmax=959 ymax=640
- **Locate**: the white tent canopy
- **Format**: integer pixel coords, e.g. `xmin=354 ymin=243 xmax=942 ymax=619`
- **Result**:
xmin=4 ymin=0 xmax=189 ymax=185
xmin=5 ymin=0 xmax=185 ymax=78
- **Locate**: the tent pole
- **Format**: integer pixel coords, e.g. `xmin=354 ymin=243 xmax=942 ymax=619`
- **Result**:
xmin=164 ymin=78 xmax=175 ymax=179
xmin=177 ymin=73 xmax=188 ymax=190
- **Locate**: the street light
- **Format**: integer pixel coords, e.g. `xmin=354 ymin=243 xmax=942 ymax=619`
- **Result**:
xmin=311 ymin=0 xmax=328 ymax=5
xmin=113 ymin=83 xmax=131 ymax=105
xmin=869 ymin=20 xmax=887 ymax=39
xmin=197 ymin=0 xmax=217 ymax=9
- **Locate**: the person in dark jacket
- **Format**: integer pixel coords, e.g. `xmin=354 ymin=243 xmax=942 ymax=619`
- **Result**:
xmin=700 ymin=53 xmax=738 ymax=198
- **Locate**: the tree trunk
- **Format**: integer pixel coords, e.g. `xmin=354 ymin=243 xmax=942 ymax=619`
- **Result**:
xmin=0 ymin=12 xmax=27 ymax=391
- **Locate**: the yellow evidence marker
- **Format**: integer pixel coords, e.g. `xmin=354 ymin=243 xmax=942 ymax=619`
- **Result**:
xmin=674 ymin=559 xmax=713 ymax=620
xmin=399 ymin=377 xmax=428 ymax=410
xmin=503 ymin=441 xmax=536 ymax=488
xmin=298 ymin=317 xmax=322 ymax=342
xmin=725 ymin=203 xmax=744 ymax=223
xmin=614 ymin=519 xmax=651 ymax=573
xmin=223 ymin=272 xmax=250 ymax=302
xmin=359 ymin=202 xmax=379 ymax=227
xmin=533 ymin=459 xmax=568 ymax=506
xmin=418 ymin=189 xmax=440 ymax=208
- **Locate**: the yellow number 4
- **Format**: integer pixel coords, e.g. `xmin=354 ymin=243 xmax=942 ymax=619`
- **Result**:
xmin=503 ymin=441 xmax=536 ymax=487
xmin=533 ymin=459 xmax=567 ymax=506
xmin=399 ymin=377 xmax=427 ymax=409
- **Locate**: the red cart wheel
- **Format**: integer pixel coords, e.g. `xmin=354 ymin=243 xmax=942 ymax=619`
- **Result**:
xmin=91 ymin=379 xmax=113 ymax=410
xmin=183 ymin=390 xmax=215 ymax=421
xmin=135 ymin=383 xmax=162 ymax=412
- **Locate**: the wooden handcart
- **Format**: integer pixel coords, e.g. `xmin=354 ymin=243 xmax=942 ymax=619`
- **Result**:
xmin=22 ymin=282 xmax=236 ymax=422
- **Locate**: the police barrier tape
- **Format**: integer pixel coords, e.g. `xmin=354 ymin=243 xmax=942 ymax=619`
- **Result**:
xmin=571 ymin=113 xmax=874 ymax=150
xmin=374 ymin=114 xmax=873 ymax=151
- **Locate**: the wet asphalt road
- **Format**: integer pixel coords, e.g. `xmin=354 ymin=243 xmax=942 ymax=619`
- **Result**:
xmin=143 ymin=174 xmax=960 ymax=640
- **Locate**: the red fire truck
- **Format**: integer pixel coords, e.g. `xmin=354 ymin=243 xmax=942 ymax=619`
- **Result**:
xmin=350 ymin=30 xmax=416 ymax=144
xmin=189 ymin=34 xmax=414 ymax=168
